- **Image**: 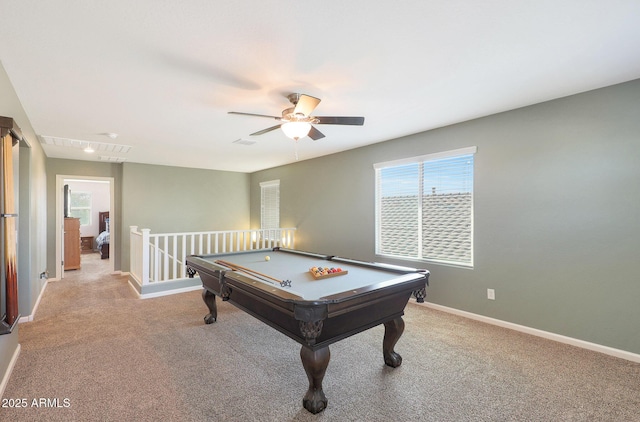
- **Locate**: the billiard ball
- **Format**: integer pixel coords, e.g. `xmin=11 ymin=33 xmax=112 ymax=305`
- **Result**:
xmin=265 ymin=256 xmax=270 ymax=261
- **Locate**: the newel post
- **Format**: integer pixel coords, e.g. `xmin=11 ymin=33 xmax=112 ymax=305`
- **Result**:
xmin=141 ymin=228 xmax=150 ymax=285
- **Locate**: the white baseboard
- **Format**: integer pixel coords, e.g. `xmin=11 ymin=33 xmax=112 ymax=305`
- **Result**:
xmin=19 ymin=279 xmax=49 ymax=323
xmin=0 ymin=343 xmax=21 ymax=398
xmin=127 ymin=277 xmax=201 ymax=299
xmin=416 ymin=301 xmax=640 ymax=364
xmin=138 ymin=285 xmax=202 ymax=299
xmin=127 ymin=278 xmax=141 ymax=297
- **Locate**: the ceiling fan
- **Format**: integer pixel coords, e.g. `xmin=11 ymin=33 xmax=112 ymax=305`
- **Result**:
xmin=229 ymin=93 xmax=365 ymax=141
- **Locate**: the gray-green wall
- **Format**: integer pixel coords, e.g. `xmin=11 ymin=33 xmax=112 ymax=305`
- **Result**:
xmin=120 ymin=162 xmax=250 ymax=271
xmin=250 ymin=79 xmax=640 ymax=355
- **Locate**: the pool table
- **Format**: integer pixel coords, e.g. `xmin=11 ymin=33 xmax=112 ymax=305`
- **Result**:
xmin=186 ymin=247 xmax=429 ymax=414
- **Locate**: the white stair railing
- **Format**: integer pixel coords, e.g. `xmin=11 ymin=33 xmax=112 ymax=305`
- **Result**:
xmin=129 ymin=227 xmax=296 ymax=286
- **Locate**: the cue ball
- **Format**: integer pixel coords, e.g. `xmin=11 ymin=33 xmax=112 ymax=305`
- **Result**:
xmin=265 ymin=256 xmax=270 ymax=261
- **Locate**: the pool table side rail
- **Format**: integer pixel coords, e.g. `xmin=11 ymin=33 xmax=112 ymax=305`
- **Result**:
xmin=328 ymin=254 xmax=426 ymax=274
xmin=278 ymin=248 xmax=430 ymax=278
xmin=186 ymin=255 xmax=305 ymax=302
xmin=194 ymin=247 xmax=331 ymax=262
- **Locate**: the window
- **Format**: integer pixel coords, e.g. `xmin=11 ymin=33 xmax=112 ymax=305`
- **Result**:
xmin=260 ymin=180 xmax=280 ymax=229
xmin=374 ymin=146 xmax=476 ymax=267
xmin=70 ymin=191 xmax=92 ymax=226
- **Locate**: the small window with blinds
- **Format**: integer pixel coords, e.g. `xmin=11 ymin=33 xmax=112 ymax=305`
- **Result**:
xmin=374 ymin=146 xmax=476 ymax=267
xmin=260 ymin=180 xmax=280 ymax=230
xmin=70 ymin=191 xmax=92 ymax=226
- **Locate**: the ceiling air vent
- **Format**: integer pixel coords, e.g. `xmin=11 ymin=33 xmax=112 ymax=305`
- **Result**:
xmin=232 ymin=138 xmax=256 ymax=146
xmin=99 ymin=156 xmax=127 ymax=162
xmin=40 ymin=135 xmax=132 ymax=153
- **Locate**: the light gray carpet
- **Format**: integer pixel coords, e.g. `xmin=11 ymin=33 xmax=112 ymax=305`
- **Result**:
xmin=1 ymin=253 xmax=638 ymax=421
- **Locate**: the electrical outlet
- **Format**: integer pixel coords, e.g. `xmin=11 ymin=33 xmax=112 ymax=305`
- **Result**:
xmin=487 ymin=289 xmax=495 ymax=300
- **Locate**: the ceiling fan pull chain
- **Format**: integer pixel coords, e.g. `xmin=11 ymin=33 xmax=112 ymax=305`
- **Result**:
xmin=294 ymin=140 xmax=299 ymax=161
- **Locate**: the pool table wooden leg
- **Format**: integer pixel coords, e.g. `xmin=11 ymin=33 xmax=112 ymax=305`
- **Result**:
xmin=383 ymin=317 xmax=405 ymax=367
xmin=202 ymin=289 xmax=217 ymax=324
xmin=300 ymin=345 xmax=330 ymax=414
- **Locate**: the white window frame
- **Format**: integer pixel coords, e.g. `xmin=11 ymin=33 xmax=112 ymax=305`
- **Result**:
xmin=374 ymin=146 xmax=476 ymax=268
xmin=260 ymin=180 xmax=280 ymax=231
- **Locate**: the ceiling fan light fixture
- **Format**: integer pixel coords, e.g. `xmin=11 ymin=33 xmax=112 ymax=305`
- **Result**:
xmin=230 ymin=93 xmax=364 ymax=141
xmin=281 ymin=121 xmax=311 ymax=140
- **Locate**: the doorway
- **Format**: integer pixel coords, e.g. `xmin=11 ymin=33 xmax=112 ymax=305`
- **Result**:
xmin=55 ymin=175 xmax=115 ymax=279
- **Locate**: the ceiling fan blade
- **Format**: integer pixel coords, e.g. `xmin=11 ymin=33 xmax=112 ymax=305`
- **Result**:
xmin=293 ymin=94 xmax=321 ymax=117
xmin=307 ymin=126 xmax=325 ymax=141
xmin=316 ymin=116 xmax=365 ymax=125
xmin=250 ymin=124 xmax=282 ymax=136
xmin=229 ymin=111 xmax=281 ymax=120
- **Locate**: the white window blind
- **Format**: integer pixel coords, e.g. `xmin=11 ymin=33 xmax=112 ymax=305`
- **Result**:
xmin=260 ymin=180 xmax=280 ymax=229
xmin=374 ymin=147 xmax=476 ymax=267
xmin=70 ymin=191 xmax=92 ymax=226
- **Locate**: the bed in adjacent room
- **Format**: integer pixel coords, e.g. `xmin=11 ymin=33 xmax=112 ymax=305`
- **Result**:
xmin=96 ymin=211 xmax=110 ymax=259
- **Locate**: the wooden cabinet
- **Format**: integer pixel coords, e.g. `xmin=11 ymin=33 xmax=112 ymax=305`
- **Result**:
xmin=81 ymin=236 xmax=94 ymax=253
xmin=64 ymin=217 xmax=81 ymax=270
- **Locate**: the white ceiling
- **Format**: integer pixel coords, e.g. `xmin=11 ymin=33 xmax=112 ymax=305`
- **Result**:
xmin=1 ymin=1 xmax=639 ymax=173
